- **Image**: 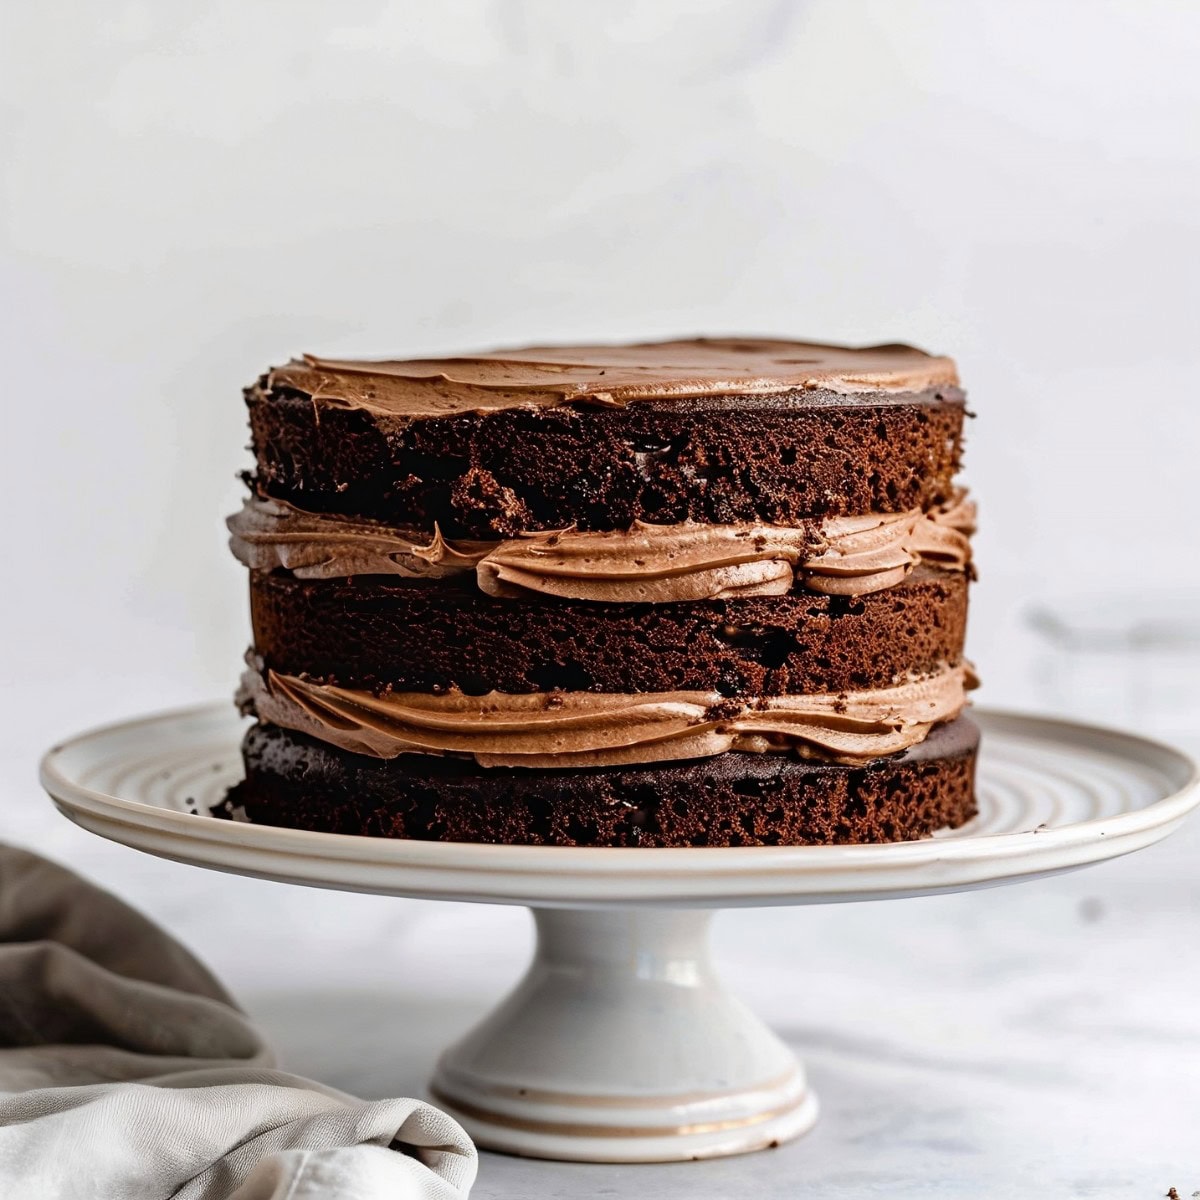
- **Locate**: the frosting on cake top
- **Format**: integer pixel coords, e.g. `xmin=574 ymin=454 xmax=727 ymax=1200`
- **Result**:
xmin=264 ymin=337 xmax=960 ymax=420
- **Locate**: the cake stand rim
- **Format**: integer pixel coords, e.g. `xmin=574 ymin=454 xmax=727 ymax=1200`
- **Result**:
xmin=39 ymin=702 xmax=1200 ymax=906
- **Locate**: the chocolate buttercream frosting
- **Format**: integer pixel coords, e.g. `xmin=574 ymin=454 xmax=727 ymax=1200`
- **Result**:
xmin=263 ymin=337 xmax=960 ymax=421
xmin=241 ymin=662 xmax=976 ymax=769
xmin=227 ymin=498 xmax=493 ymax=580
xmin=228 ymin=490 xmax=974 ymax=601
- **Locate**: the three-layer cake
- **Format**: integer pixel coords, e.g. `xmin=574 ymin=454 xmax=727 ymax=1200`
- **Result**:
xmin=219 ymin=338 xmax=979 ymax=845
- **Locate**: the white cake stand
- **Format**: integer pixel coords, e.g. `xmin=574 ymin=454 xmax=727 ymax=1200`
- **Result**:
xmin=40 ymin=706 xmax=1198 ymax=1163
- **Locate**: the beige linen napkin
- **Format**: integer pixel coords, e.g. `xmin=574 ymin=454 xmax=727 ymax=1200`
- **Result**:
xmin=0 ymin=845 xmax=477 ymax=1199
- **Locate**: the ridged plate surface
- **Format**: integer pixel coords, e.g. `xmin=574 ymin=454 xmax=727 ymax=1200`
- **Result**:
xmin=40 ymin=705 xmax=1199 ymax=907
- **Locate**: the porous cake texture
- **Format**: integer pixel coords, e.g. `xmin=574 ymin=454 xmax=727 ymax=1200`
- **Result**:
xmin=218 ymin=338 xmax=979 ymax=845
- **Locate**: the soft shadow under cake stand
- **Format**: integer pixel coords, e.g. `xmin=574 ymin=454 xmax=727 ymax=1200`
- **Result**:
xmin=40 ymin=707 xmax=1199 ymax=1163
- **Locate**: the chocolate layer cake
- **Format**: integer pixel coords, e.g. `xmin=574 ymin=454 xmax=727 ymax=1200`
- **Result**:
xmin=218 ymin=338 xmax=979 ymax=846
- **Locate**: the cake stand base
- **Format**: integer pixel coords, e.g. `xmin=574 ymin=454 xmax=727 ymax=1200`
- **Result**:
xmin=431 ymin=908 xmax=816 ymax=1161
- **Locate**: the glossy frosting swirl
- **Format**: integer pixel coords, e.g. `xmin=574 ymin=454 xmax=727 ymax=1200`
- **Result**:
xmin=228 ymin=491 xmax=974 ymax=601
xmin=263 ymin=337 xmax=960 ymax=421
xmin=240 ymin=662 xmax=975 ymax=769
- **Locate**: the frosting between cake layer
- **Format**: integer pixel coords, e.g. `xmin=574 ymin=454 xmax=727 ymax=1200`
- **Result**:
xmin=228 ymin=499 xmax=494 ymax=581
xmin=240 ymin=662 xmax=976 ymax=769
xmin=263 ymin=337 xmax=960 ymax=420
xmin=228 ymin=490 xmax=974 ymax=601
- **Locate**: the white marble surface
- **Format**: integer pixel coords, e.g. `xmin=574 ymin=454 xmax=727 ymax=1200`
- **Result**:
xmin=10 ymin=677 xmax=1200 ymax=1197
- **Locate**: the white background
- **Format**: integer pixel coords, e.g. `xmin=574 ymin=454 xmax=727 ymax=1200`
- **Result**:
xmin=3 ymin=3 xmax=1200 ymax=1197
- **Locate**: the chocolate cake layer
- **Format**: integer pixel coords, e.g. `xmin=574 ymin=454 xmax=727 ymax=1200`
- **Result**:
xmin=247 ymin=388 xmax=966 ymax=537
xmin=223 ymin=337 xmax=977 ymax=846
xmin=248 ymin=565 xmax=968 ymax=698
xmin=218 ymin=715 xmax=979 ymax=847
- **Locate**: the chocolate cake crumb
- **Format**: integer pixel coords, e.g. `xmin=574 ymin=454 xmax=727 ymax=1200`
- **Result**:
xmin=248 ymin=386 xmax=965 ymax=537
xmin=218 ymin=717 xmax=979 ymax=848
xmin=248 ymin=567 xmax=968 ymax=698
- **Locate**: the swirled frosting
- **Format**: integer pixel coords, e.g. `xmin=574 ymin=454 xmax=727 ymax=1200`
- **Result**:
xmin=240 ymin=662 xmax=975 ymax=769
xmin=228 ymin=491 xmax=974 ymax=601
xmin=227 ymin=498 xmax=493 ymax=579
xmin=263 ymin=338 xmax=960 ymax=421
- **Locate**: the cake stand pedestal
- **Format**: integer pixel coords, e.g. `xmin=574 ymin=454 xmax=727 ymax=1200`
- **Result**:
xmin=431 ymin=907 xmax=814 ymax=1160
xmin=40 ymin=708 xmax=1199 ymax=1163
